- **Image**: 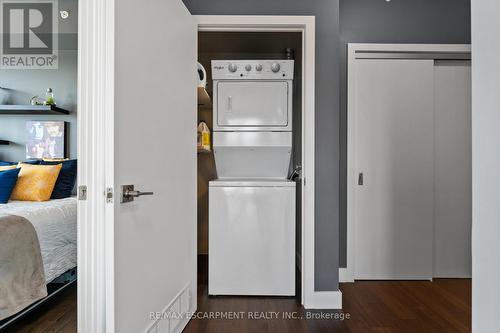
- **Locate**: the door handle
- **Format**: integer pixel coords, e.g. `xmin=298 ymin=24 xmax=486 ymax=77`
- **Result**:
xmin=121 ymin=185 xmax=154 ymax=203
xmin=358 ymin=172 xmax=364 ymax=186
xmin=227 ymin=96 xmax=232 ymax=111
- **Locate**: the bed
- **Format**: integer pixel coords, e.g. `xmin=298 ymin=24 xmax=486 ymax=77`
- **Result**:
xmin=0 ymin=197 xmax=77 ymax=326
xmin=0 ymin=197 xmax=77 ymax=283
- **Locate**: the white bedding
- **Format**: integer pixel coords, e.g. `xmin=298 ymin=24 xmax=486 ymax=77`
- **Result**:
xmin=0 ymin=197 xmax=77 ymax=283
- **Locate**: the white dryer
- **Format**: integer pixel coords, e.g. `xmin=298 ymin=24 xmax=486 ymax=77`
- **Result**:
xmin=209 ymin=60 xmax=296 ymax=296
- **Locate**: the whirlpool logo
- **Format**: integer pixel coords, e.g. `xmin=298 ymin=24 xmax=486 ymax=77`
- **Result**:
xmin=0 ymin=0 xmax=58 ymax=69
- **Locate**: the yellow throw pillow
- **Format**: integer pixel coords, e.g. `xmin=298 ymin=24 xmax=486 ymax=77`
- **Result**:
xmin=0 ymin=165 xmax=17 ymax=171
xmin=10 ymin=163 xmax=62 ymax=201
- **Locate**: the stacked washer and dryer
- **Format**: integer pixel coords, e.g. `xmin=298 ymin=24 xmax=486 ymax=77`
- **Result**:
xmin=208 ymin=60 xmax=296 ymax=296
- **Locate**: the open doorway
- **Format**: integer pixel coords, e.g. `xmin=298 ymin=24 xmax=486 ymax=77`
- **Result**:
xmin=0 ymin=0 xmax=78 ymax=330
xmin=196 ymin=29 xmax=304 ymax=303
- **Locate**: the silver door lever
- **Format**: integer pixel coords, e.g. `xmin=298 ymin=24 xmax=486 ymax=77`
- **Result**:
xmin=125 ymin=190 xmax=154 ymax=197
xmin=121 ymin=185 xmax=154 ymax=203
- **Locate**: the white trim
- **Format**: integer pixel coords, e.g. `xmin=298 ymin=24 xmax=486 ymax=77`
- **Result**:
xmin=339 ymin=268 xmax=354 ymax=283
xmin=303 ymin=291 xmax=342 ymax=309
xmin=144 ymin=282 xmax=191 ymax=333
xmin=349 ymin=43 xmax=471 ymax=53
xmin=78 ymin=0 xmax=114 ymax=331
xmin=103 ymin=0 xmax=115 ymax=329
xmin=344 ymin=43 xmax=472 ymax=283
xmin=195 ymin=15 xmax=326 ymax=309
xmin=197 ymin=15 xmax=314 ymax=32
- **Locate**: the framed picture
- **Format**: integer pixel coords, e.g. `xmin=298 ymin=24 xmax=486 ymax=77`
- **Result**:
xmin=26 ymin=121 xmax=66 ymax=159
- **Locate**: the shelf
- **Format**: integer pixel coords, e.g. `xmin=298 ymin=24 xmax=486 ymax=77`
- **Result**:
xmin=0 ymin=105 xmax=71 ymax=115
xmin=197 ymin=87 xmax=211 ymax=106
xmin=0 ymin=140 xmax=9 ymax=145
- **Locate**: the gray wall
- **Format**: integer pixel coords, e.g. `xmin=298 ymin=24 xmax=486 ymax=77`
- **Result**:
xmin=183 ymin=0 xmax=341 ymax=291
xmin=338 ymin=0 xmax=471 ymax=267
xmin=0 ymin=0 xmax=77 ymax=162
xmin=471 ymin=0 xmax=500 ymax=331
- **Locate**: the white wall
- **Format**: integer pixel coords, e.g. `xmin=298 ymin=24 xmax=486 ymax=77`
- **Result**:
xmin=471 ymin=1 xmax=500 ymax=332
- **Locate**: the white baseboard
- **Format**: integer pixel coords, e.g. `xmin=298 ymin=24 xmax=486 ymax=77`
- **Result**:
xmin=145 ymin=282 xmax=192 ymax=333
xmin=303 ymin=290 xmax=342 ymax=309
xmin=339 ymin=267 xmax=354 ymax=283
xmin=170 ymin=314 xmax=192 ymax=333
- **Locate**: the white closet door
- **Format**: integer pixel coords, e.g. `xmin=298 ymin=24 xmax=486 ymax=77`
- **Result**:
xmin=433 ymin=61 xmax=472 ymax=278
xmin=354 ymin=59 xmax=435 ymax=280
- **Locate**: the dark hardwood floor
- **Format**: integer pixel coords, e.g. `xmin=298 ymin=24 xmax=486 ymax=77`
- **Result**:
xmin=3 ymin=257 xmax=471 ymax=333
xmin=2 ymin=284 xmax=77 ymax=333
xmin=185 ymin=257 xmax=471 ymax=333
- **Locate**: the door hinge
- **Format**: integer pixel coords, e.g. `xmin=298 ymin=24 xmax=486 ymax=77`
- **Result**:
xmin=78 ymin=185 xmax=87 ymax=200
xmin=106 ymin=187 xmax=114 ymax=203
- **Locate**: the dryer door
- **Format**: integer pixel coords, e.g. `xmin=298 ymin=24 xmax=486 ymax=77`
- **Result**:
xmin=216 ymin=81 xmax=290 ymax=129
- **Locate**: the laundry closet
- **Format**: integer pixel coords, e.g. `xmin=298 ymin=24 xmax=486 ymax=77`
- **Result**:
xmin=197 ymin=31 xmax=303 ymax=296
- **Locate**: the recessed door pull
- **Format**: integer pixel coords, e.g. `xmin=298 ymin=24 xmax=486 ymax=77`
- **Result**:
xmin=358 ymin=172 xmax=364 ymax=186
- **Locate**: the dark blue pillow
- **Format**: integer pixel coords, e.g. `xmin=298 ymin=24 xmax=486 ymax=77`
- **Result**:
xmin=40 ymin=159 xmax=77 ymax=199
xmin=0 ymin=160 xmax=40 ymax=166
xmin=0 ymin=168 xmax=20 ymax=203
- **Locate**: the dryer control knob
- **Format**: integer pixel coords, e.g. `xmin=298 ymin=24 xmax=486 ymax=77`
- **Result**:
xmin=245 ymin=64 xmax=252 ymax=71
xmin=228 ymin=63 xmax=238 ymax=72
xmin=255 ymin=64 xmax=263 ymax=71
xmin=271 ymin=62 xmax=281 ymax=73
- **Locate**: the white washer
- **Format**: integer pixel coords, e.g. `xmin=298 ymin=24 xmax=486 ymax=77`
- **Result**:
xmin=209 ymin=60 xmax=296 ymax=296
xmin=208 ymin=179 xmax=295 ymax=296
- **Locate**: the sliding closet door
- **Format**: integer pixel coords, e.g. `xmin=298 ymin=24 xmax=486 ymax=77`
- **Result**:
xmin=354 ymin=59 xmax=435 ymax=280
xmin=433 ymin=61 xmax=472 ymax=278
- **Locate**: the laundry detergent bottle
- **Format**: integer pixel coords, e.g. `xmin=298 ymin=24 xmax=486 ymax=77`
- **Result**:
xmin=197 ymin=121 xmax=211 ymax=151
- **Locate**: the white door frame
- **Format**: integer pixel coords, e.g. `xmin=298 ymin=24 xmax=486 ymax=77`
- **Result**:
xmin=195 ymin=15 xmax=333 ymax=309
xmin=342 ymin=43 xmax=472 ymax=283
xmin=78 ymin=10 xmax=334 ymax=333
xmin=77 ymin=0 xmax=115 ymax=331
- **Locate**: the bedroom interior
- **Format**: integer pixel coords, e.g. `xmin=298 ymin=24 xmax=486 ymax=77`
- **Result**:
xmin=0 ymin=0 xmax=78 ymax=330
